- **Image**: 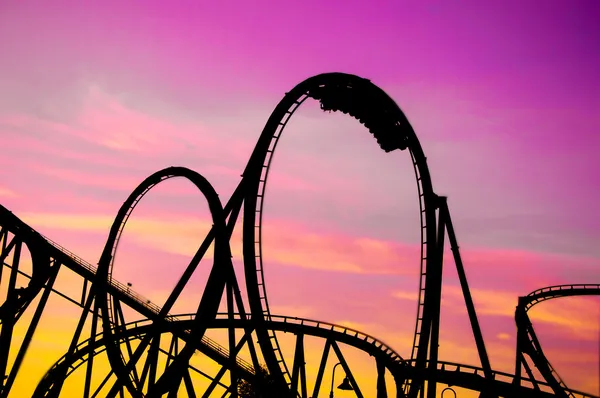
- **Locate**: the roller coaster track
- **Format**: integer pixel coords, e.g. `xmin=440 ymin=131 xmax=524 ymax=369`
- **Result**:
xmin=0 ymin=204 xmax=255 ymax=379
xmin=521 ymin=284 xmax=600 ymax=311
xmin=34 ymin=314 xmax=597 ymax=398
xmin=243 ymin=74 xmax=451 ymax=398
xmin=0 ymin=72 xmax=596 ymax=397
xmin=514 ymin=284 xmax=600 ymax=398
xmin=35 ymin=314 xmax=404 ymax=394
xmin=250 ymin=86 xmax=433 ymax=392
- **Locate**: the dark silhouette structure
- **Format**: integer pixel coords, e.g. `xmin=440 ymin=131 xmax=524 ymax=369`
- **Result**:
xmin=0 ymin=73 xmax=597 ymax=397
xmin=237 ymin=365 xmax=276 ymax=397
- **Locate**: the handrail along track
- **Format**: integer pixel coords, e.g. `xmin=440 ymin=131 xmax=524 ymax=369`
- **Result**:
xmin=43 ymin=235 xmax=254 ymax=371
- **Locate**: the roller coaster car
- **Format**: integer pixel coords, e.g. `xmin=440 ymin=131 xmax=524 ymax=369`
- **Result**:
xmin=308 ymin=85 xmax=409 ymax=152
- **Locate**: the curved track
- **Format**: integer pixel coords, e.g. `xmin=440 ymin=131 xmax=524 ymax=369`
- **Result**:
xmin=520 ymin=284 xmax=600 ymax=311
xmin=36 ymin=314 xmax=404 ymax=394
xmin=0 ymin=206 xmax=56 ymax=395
xmin=36 ymin=314 xmax=596 ymax=398
xmin=239 ymin=73 xmax=440 ymax=395
xmin=95 ymin=167 xmax=233 ymax=397
xmin=0 ymin=72 xmax=597 ymax=398
xmin=515 ymin=284 xmax=600 ymax=398
xmin=0 ymin=207 xmax=52 ymax=323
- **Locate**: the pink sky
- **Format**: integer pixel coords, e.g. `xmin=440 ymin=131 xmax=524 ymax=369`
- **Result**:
xmin=1 ymin=0 xmax=599 ymax=395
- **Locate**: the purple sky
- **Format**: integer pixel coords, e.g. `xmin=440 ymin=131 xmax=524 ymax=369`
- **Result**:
xmin=1 ymin=0 xmax=599 ymax=395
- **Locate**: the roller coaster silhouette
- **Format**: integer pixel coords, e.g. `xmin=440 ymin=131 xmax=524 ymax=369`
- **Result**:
xmin=0 ymin=73 xmax=597 ymax=397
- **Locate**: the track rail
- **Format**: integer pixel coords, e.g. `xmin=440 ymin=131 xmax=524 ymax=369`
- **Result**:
xmin=38 ymin=313 xmax=597 ymax=398
xmin=34 ymin=320 xmax=253 ymax=397
xmin=252 ymin=93 xmax=309 ymax=387
xmin=105 ymin=178 xmax=166 ymax=324
xmin=43 ymin=235 xmax=250 ymax=363
xmin=521 ymin=284 xmax=600 ymax=311
xmin=408 ymin=149 xmax=429 ymax=369
xmin=1 ymin=72 xmax=597 ymax=398
xmin=515 ymin=284 xmax=600 ymax=398
xmin=13 ymin=219 xmax=253 ymax=385
xmin=41 ymin=312 xmax=404 ymax=378
xmin=404 ymin=360 xmax=597 ymax=398
xmin=241 ymin=73 xmax=439 ymax=397
xmin=41 ymin=234 xmax=165 ymax=317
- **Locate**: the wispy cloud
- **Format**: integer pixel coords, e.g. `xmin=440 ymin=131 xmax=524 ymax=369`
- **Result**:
xmin=0 ymin=186 xmax=18 ymax=198
xmin=18 ymin=210 xmax=421 ymax=275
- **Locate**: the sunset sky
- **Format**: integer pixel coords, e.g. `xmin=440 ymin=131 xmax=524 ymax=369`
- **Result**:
xmin=1 ymin=0 xmax=599 ymax=396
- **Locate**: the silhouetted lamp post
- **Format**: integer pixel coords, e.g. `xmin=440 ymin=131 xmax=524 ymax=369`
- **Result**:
xmin=330 ymin=362 xmax=354 ymax=397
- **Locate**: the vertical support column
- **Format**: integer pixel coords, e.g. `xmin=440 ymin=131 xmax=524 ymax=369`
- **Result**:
xmin=425 ymin=197 xmax=447 ymax=398
xmin=81 ymin=278 xmax=88 ymax=306
xmin=0 ymin=240 xmax=22 ymax=395
xmin=83 ymin=300 xmax=100 ymax=398
xmin=442 ymin=200 xmax=494 ymax=391
xmin=166 ymin=336 xmax=182 ymax=398
xmin=312 ymin=339 xmax=331 ymax=398
xmin=0 ymin=228 xmax=7 ymax=285
xmin=2 ymin=259 xmax=60 ymax=397
xmin=300 ymin=354 xmax=308 ymax=398
xmin=148 ymin=334 xmax=161 ymax=391
xmin=183 ymin=370 xmax=197 ymax=398
xmin=290 ymin=333 xmax=305 ymax=397
xmin=394 ymin=374 xmax=406 ymax=398
xmin=376 ymin=357 xmax=388 ymax=398
xmin=227 ymin=284 xmax=238 ymax=398
xmin=330 ymin=341 xmax=364 ymax=398
xmin=513 ymin=297 xmax=526 ymax=388
xmin=114 ymin=299 xmax=141 ymax=387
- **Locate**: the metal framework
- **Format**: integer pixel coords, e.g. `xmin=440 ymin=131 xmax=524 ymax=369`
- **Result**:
xmin=0 ymin=72 xmax=597 ymax=397
xmin=514 ymin=285 xmax=600 ymax=398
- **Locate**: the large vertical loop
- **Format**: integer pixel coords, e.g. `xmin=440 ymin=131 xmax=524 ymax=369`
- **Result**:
xmin=94 ymin=166 xmax=231 ymax=397
xmin=240 ymin=72 xmax=439 ymax=394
